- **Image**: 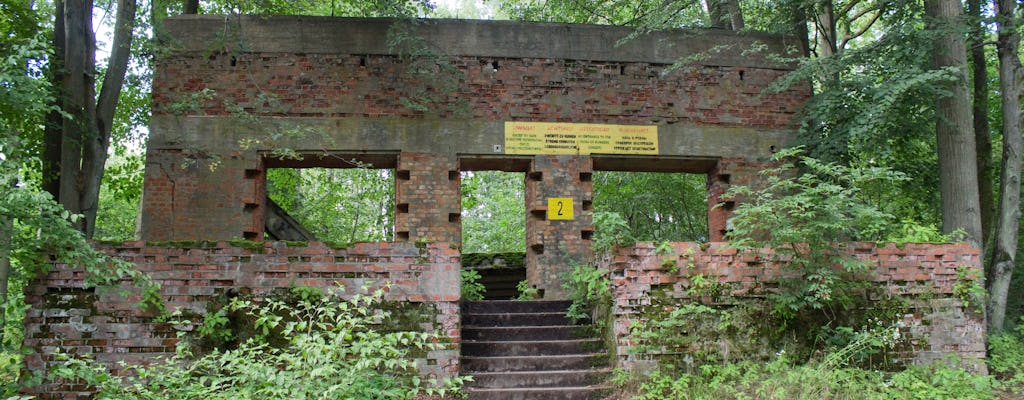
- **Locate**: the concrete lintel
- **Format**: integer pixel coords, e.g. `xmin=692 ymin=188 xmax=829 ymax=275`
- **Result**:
xmin=150 ymin=115 xmax=795 ymax=163
xmin=162 ymin=15 xmax=802 ymax=69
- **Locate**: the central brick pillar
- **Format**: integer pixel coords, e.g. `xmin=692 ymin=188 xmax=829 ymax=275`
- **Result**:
xmin=525 ymin=155 xmax=594 ymax=299
xmin=395 ymin=152 xmax=461 ymax=244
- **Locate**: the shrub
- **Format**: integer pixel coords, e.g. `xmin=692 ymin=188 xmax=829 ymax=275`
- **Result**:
xmin=562 ymin=261 xmax=611 ymax=324
xmin=49 ymin=284 xmax=467 ymax=399
xmin=460 ymin=269 xmax=485 ymax=301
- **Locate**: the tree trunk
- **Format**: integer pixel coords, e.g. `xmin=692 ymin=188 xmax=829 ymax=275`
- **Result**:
xmin=49 ymin=0 xmax=137 ymax=238
xmin=968 ymin=0 xmax=994 ymax=247
xmin=986 ymin=0 xmax=1022 ymax=331
xmin=184 ymin=0 xmax=199 ymax=14
xmin=0 ymin=214 xmax=11 ymax=340
xmin=707 ymin=0 xmax=744 ymax=30
xmin=80 ymin=0 xmax=137 ymax=238
xmin=791 ymin=1 xmax=812 ymax=58
xmin=924 ymin=0 xmax=983 ymax=248
xmin=815 ymin=0 xmax=838 ymax=58
xmin=42 ymin=0 xmax=65 ymax=200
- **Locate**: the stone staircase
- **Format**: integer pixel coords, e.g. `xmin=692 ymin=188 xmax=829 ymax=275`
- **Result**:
xmin=460 ymin=300 xmax=611 ymax=400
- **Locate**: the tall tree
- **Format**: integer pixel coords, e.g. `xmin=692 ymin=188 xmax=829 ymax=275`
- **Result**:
xmin=923 ymin=0 xmax=983 ymax=247
xmin=967 ymin=0 xmax=994 ymax=246
xmin=986 ymin=0 xmax=1022 ymax=331
xmin=45 ymin=0 xmax=138 ymax=238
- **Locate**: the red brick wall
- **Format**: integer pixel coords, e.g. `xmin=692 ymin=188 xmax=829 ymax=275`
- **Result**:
xmin=395 ymin=153 xmax=461 ymax=244
xmin=22 ymin=241 xmax=461 ymax=399
xmin=139 ymin=151 xmax=265 ymax=241
xmin=153 ymin=54 xmax=808 ymax=127
xmin=525 ymin=156 xmax=594 ymax=299
xmin=707 ymin=158 xmax=772 ymax=241
xmin=601 ymin=242 xmax=986 ymax=371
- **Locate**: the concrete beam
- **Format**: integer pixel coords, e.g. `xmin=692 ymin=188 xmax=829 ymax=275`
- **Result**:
xmin=162 ymin=15 xmax=802 ymax=69
xmin=150 ymin=115 xmax=793 ymax=165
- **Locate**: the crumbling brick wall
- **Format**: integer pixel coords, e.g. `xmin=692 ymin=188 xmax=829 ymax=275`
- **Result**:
xmin=602 ymin=242 xmax=986 ymax=371
xmin=22 ymin=241 xmax=461 ymax=399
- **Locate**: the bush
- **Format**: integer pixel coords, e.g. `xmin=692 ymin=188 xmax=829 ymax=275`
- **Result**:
xmin=988 ymin=318 xmax=1024 ymax=394
xmin=49 ymin=284 xmax=467 ymax=399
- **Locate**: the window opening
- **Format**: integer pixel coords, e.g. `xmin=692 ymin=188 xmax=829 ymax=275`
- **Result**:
xmin=592 ymin=171 xmax=708 ymax=243
xmin=266 ymin=166 xmax=395 ymax=243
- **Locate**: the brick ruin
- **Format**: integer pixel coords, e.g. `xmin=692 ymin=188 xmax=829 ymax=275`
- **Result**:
xmin=22 ymin=16 xmax=985 ymax=397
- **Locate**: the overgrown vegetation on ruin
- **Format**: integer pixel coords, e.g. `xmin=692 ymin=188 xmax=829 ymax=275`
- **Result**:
xmin=43 ymin=284 xmax=466 ymax=399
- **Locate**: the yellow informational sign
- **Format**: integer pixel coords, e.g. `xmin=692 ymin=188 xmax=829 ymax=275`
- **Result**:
xmin=504 ymin=122 xmax=658 ymax=155
xmin=547 ymin=198 xmax=574 ymax=220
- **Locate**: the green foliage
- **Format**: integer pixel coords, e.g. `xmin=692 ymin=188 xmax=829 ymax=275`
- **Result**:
xmin=591 ymin=211 xmax=635 ymax=253
xmin=620 ymin=354 xmax=994 ymax=400
xmin=988 ymin=319 xmax=1024 ymax=393
xmin=953 ymin=265 xmax=987 ymax=313
xmin=723 ymin=147 xmax=911 ymax=320
xmin=460 ymin=171 xmax=525 ymax=253
xmin=498 ymin=0 xmax=706 ymax=27
xmin=630 ymin=303 xmax=762 ymax=368
xmin=654 ymin=241 xmax=677 ymax=273
xmin=94 ymin=151 xmax=145 ymax=241
xmin=460 ymin=269 xmax=486 ymax=301
xmin=562 ymin=261 xmax=611 ymax=323
xmin=593 ymin=172 xmax=709 ymax=244
xmin=51 ymin=284 xmax=467 ymax=399
xmin=267 ymin=166 xmax=394 ymax=243
xmin=199 ymin=0 xmax=435 ymax=18
xmin=515 ymin=280 xmax=540 ymax=300
xmin=621 ymin=320 xmax=992 ymax=399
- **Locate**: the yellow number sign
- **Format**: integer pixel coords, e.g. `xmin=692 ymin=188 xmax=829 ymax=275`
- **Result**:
xmin=547 ymin=198 xmax=574 ymax=220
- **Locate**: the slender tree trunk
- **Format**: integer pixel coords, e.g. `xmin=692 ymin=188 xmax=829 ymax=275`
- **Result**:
xmin=42 ymin=0 xmax=65 ymax=200
xmin=968 ymin=0 xmax=994 ymax=247
xmin=986 ymin=0 xmax=1022 ymax=331
xmin=59 ymin=0 xmax=94 ymax=222
xmin=0 ymin=214 xmax=11 ymax=340
xmin=80 ymin=0 xmax=137 ymax=238
xmin=924 ymin=0 xmax=984 ymax=248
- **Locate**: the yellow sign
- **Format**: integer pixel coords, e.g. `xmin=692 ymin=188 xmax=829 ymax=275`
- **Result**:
xmin=504 ymin=122 xmax=658 ymax=155
xmin=547 ymin=198 xmax=574 ymax=220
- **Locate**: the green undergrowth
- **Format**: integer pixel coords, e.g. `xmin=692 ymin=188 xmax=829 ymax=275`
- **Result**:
xmin=46 ymin=284 xmax=466 ymax=399
xmin=612 ymin=354 xmax=995 ymax=400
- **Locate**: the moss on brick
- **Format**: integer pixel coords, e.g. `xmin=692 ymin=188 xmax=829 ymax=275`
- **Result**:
xmin=461 ymin=252 xmax=526 ymax=270
xmin=146 ymin=240 xmax=219 ymax=248
xmin=228 ymin=240 xmax=265 ymax=251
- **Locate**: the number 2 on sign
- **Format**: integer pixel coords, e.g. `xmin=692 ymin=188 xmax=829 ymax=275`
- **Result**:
xmin=547 ymin=198 xmax=574 ymax=220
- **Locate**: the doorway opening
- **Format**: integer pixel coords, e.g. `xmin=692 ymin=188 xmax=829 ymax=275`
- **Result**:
xmin=459 ymin=157 xmax=530 ymax=300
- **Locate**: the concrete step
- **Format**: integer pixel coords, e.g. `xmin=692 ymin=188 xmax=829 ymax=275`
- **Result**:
xmin=462 ymin=339 xmax=603 ymax=357
xmin=463 ymin=325 xmax=594 ymax=341
xmin=465 ymin=386 xmax=611 ymax=400
xmin=468 ymin=369 xmax=612 ymax=389
xmin=462 ymin=300 xmax=572 ymax=314
xmin=461 ymin=354 xmax=608 ymax=372
xmin=482 ymin=289 xmax=519 ymax=300
xmin=463 ymin=312 xmax=570 ymax=327
xmin=477 ymin=273 xmax=527 ymax=283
